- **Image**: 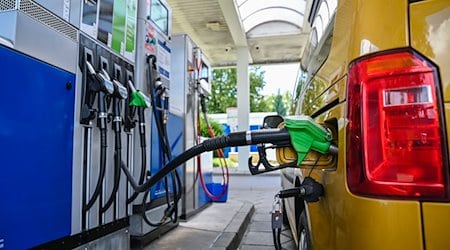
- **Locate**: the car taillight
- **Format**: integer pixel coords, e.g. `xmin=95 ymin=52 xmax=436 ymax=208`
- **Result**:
xmin=347 ymin=49 xmax=449 ymax=200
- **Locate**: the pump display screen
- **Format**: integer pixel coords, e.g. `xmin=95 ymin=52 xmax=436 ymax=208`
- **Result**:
xmin=82 ymin=0 xmax=97 ymax=26
xmin=150 ymin=0 xmax=169 ymax=35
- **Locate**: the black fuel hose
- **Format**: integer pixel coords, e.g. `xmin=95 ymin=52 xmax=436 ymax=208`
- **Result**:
xmin=162 ymin=122 xmax=182 ymax=223
xmin=141 ymin=188 xmax=163 ymax=226
xmin=85 ymin=90 xmax=109 ymax=211
xmin=159 ymin=103 xmax=182 ymax=216
xmin=100 ymin=130 xmax=122 ymax=214
xmin=127 ymin=107 xmax=147 ymax=204
xmin=121 ymin=129 xmax=292 ymax=193
xmin=126 ymin=145 xmax=146 ymax=204
xmin=84 ymin=127 xmax=107 ymax=211
xmin=100 ymin=97 xmax=124 ymax=214
xmin=143 ymin=54 xmax=181 ymax=225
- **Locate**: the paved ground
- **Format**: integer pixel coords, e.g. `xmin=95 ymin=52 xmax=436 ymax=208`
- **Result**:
xmin=145 ymin=173 xmax=296 ymax=249
xmin=229 ymin=174 xmax=296 ymax=250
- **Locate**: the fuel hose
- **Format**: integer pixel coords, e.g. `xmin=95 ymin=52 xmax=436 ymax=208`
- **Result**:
xmin=198 ymin=94 xmax=229 ymax=201
xmin=141 ymin=55 xmax=182 ymax=225
xmin=121 ymin=128 xmax=292 ymax=193
xmin=84 ymin=91 xmax=108 ymax=212
xmin=100 ymin=98 xmax=123 ymax=214
xmin=127 ymin=107 xmax=148 ymax=204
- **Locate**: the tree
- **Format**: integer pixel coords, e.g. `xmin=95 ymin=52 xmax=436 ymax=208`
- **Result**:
xmin=207 ymin=66 xmax=268 ymax=113
xmin=282 ymin=91 xmax=293 ymax=116
xmin=207 ymin=68 xmax=237 ymax=113
xmin=249 ymin=67 xmax=269 ymax=112
xmin=273 ymin=89 xmax=287 ymax=116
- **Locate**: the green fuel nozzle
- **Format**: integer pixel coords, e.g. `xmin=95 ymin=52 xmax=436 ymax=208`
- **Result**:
xmin=284 ymin=116 xmax=335 ymax=165
xmin=127 ymin=80 xmax=151 ymax=108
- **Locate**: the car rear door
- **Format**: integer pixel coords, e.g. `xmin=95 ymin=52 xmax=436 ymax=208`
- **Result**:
xmin=409 ymin=1 xmax=450 ymax=249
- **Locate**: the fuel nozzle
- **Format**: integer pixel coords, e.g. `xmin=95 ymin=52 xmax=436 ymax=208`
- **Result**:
xmin=81 ymin=61 xmax=100 ymax=124
xmin=128 ymin=80 xmax=151 ymax=109
xmin=248 ymin=115 xmax=338 ymax=175
xmin=112 ymin=80 xmax=128 ymax=100
xmin=111 ymin=79 xmax=128 ymax=132
xmin=94 ymin=69 xmax=114 ymax=130
xmin=96 ymin=69 xmax=114 ymax=95
xmin=153 ymin=79 xmax=169 ymax=124
xmin=127 ymin=80 xmax=150 ymax=147
xmin=199 ymin=94 xmax=207 ymax=114
xmin=277 ymin=177 xmax=324 ymax=202
xmin=284 ymin=116 xmax=337 ymax=165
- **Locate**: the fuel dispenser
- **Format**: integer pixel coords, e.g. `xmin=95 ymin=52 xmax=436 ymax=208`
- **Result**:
xmin=128 ymin=0 xmax=182 ymax=246
xmin=170 ymin=34 xmax=220 ymax=219
xmin=0 ymin=0 xmax=139 ymax=248
xmin=0 ymin=1 xmax=339 ymax=249
xmin=0 ymin=1 xmax=78 ymax=249
xmin=75 ymin=0 xmax=140 ymax=247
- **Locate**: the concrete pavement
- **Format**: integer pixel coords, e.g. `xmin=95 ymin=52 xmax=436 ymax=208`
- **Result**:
xmin=230 ymin=174 xmax=296 ymax=250
xmin=144 ymin=173 xmax=296 ymax=250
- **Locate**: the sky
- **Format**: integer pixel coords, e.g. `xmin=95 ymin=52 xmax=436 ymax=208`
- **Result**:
xmin=260 ymin=63 xmax=300 ymax=96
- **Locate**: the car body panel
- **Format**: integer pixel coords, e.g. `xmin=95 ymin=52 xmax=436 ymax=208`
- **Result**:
xmin=409 ymin=2 xmax=450 ymax=249
xmin=345 ymin=0 xmax=408 ymax=61
xmin=309 ymin=104 xmax=423 ymax=250
xmin=282 ymin=0 xmax=450 ymax=249
xmin=422 ymin=202 xmax=450 ymax=249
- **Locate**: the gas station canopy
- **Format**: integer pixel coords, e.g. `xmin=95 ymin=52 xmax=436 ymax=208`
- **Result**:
xmin=166 ymin=0 xmax=311 ymax=67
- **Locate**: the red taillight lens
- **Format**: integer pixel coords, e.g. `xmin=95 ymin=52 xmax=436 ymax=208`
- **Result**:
xmin=347 ymin=49 xmax=449 ymax=200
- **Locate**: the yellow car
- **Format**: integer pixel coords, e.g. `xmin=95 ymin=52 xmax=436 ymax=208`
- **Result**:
xmin=281 ymin=0 xmax=450 ymax=249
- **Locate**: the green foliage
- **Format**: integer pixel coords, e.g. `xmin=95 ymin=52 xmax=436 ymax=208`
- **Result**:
xmin=213 ymin=157 xmax=238 ymax=168
xmin=199 ymin=116 xmax=224 ymax=138
xmin=282 ymin=91 xmax=293 ymax=116
xmin=273 ymin=90 xmax=287 ymax=116
xmin=249 ymin=67 xmax=269 ymax=112
xmin=207 ymin=68 xmax=237 ymax=114
xmin=207 ymin=66 xmax=268 ymax=113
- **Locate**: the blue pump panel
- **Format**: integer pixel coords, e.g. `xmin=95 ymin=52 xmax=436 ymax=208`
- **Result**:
xmin=249 ymin=125 xmax=260 ymax=152
xmin=0 ymin=45 xmax=75 ymax=249
xmin=150 ymin=113 xmax=184 ymax=200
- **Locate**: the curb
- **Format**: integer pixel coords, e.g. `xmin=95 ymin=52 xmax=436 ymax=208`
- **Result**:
xmin=210 ymin=202 xmax=255 ymax=249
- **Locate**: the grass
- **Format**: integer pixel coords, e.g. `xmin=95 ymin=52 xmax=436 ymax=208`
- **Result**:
xmin=213 ymin=158 xmax=238 ymax=168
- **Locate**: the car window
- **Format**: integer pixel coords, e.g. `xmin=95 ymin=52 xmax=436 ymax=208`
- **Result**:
xmin=296 ymin=0 xmax=337 ymax=115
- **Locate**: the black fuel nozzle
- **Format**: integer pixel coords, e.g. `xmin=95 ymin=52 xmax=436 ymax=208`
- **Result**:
xmin=112 ymin=80 xmax=128 ymax=100
xmin=86 ymin=61 xmax=99 ymax=88
xmin=146 ymin=54 xmax=157 ymax=69
xmin=200 ymin=94 xmax=207 ymax=114
xmin=111 ymin=79 xmax=128 ymax=132
xmin=97 ymin=69 xmax=114 ymax=95
xmin=81 ymin=61 xmax=101 ymax=124
xmin=146 ymin=54 xmax=161 ymax=93
xmin=277 ymin=177 xmax=324 ymax=202
xmin=95 ymin=70 xmax=114 ymax=130
xmin=155 ymin=81 xmax=169 ymax=125
xmin=154 ymin=78 xmax=163 ymax=91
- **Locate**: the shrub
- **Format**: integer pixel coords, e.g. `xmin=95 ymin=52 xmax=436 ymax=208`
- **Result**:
xmin=200 ymin=116 xmax=224 ymax=138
